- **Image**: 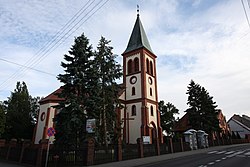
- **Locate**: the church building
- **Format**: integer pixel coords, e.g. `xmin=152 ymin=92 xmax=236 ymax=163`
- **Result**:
xmin=33 ymin=12 xmax=163 ymax=144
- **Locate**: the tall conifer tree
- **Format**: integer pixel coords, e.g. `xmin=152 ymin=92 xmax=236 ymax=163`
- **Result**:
xmin=94 ymin=37 xmax=122 ymax=146
xmin=186 ymin=80 xmax=220 ymax=135
xmin=55 ymin=33 xmax=97 ymax=149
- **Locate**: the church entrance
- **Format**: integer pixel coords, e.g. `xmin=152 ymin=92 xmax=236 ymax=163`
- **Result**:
xmin=150 ymin=122 xmax=157 ymax=144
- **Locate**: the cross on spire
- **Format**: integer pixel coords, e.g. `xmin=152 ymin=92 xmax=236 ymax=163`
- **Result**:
xmin=137 ymin=5 xmax=139 ymax=16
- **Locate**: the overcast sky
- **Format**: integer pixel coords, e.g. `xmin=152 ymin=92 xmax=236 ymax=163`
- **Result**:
xmin=1 ymin=0 xmax=250 ymax=120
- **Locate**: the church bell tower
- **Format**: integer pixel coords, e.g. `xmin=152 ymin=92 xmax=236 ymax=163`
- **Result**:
xmin=121 ymin=11 xmax=163 ymax=144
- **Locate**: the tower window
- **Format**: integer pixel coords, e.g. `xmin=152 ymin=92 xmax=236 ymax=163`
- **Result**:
xmin=150 ymin=106 xmax=154 ymax=116
xmin=150 ymin=88 xmax=152 ymax=96
xmin=132 ymin=87 xmax=136 ymax=95
xmin=134 ymin=57 xmax=139 ymax=72
xmin=132 ymin=105 xmax=136 ymax=116
xmin=150 ymin=61 xmax=153 ymax=75
xmin=128 ymin=59 xmax=133 ymax=74
xmin=146 ymin=58 xmax=149 ymax=73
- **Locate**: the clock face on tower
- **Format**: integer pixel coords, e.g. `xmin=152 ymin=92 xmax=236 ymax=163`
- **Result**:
xmin=130 ymin=76 xmax=137 ymax=84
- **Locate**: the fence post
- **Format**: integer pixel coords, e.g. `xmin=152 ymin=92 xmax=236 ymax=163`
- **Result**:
xmin=0 ymin=139 xmax=6 ymax=147
xmin=36 ymin=139 xmax=48 ymax=167
xmin=85 ymin=138 xmax=95 ymax=166
xmin=168 ymin=138 xmax=173 ymax=153
xmin=19 ymin=140 xmax=31 ymax=163
xmin=137 ymin=138 xmax=144 ymax=158
xmin=116 ymin=138 xmax=122 ymax=161
xmin=155 ymin=138 xmax=160 ymax=156
xmin=180 ymin=138 xmax=184 ymax=152
xmin=6 ymin=139 xmax=17 ymax=160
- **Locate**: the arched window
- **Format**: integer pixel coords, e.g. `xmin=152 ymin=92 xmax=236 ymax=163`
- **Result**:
xmin=132 ymin=105 xmax=136 ymax=116
xmin=146 ymin=58 xmax=149 ymax=73
xmin=150 ymin=105 xmax=154 ymax=116
xmin=134 ymin=57 xmax=139 ymax=72
xmin=150 ymin=88 xmax=152 ymax=96
xmin=128 ymin=59 xmax=133 ymax=74
xmin=150 ymin=61 xmax=153 ymax=75
xmin=132 ymin=87 xmax=135 ymax=95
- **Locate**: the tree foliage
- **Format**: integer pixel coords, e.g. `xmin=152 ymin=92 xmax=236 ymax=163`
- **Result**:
xmin=55 ymin=33 xmax=95 ymax=149
xmin=94 ymin=37 xmax=122 ymax=146
xmin=54 ymin=34 xmax=122 ymax=148
xmin=0 ymin=101 xmax=6 ymax=138
xmin=185 ymin=80 xmax=220 ymax=134
xmin=4 ymin=82 xmax=35 ymax=140
xmin=159 ymin=100 xmax=179 ymax=135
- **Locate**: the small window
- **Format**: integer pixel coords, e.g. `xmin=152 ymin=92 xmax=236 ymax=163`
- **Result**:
xmin=128 ymin=59 xmax=133 ymax=74
xmin=134 ymin=57 xmax=139 ymax=72
xmin=132 ymin=105 xmax=136 ymax=116
xmin=132 ymin=87 xmax=135 ymax=95
xmin=146 ymin=58 xmax=149 ymax=73
xmin=150 ymin=88 xmax=152 ymax=96
xmin=150 ymin=106 xmax=154 ymax=116
xmin=150 ymin=61 xmax=153 ymax=75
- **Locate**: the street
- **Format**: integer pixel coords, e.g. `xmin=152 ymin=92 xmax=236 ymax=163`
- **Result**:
xmin=139 ymin=144 xmax=250 ymax=167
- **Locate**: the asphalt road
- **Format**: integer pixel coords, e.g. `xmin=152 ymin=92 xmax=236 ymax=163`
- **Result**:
xmin=138 ymin=144 xmax=250 ymax=167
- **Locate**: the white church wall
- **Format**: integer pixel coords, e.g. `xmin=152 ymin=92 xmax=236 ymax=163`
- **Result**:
xmin=146 ymin=74 xmax=156 ymax=101
xmin=126 ymin=73 xmax=142 ymax=100
xmin=147 ymin=102 xmax=157 ymax=128
xmin=34 ymin=102 xmax=58 ymax=144
xmin=126 ymin=102 xmax=142 ymax=144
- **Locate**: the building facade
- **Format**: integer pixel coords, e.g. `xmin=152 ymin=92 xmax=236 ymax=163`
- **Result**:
xmin=228 ymin=114 xmax=250 ymax=139
xmin=34 ymin=13 xmax=163 ymax=144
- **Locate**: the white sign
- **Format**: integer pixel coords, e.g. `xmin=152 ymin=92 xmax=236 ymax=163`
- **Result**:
xmin=143 ymin=136 xmax=150 ymax=144
xmin=86 ymin=119 xmax=96 ymax=133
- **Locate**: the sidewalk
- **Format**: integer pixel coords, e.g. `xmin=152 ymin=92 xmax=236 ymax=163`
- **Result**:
xmin=0 ymin=161 xmax=26 ymax=167
xmin=92 ymin=143 xmax=250 ymax=167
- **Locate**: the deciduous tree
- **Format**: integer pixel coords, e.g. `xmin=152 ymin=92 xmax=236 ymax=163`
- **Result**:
xmin=159 ymin=100 xmax=179 ymax=136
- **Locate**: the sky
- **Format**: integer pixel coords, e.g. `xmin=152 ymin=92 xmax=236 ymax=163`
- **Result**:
xmin=1 ymin=0 xmax=250 ymax=120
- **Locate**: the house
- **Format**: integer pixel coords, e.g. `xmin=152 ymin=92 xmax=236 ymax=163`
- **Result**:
xmin=227 ymin=114 xmax=250 ymax=139
xmin=173 ymin=109 xmax=230 ymax=137
xmin=33 ymin=12 xmax=163 ymax=144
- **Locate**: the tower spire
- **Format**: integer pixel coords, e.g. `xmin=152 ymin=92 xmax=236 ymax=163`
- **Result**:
xmin=123 ymin=8 xmax=153 ymax=54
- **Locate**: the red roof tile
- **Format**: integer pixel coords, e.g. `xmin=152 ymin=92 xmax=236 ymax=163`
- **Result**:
xmin=39 ymin=87 xmax=64 ymax=105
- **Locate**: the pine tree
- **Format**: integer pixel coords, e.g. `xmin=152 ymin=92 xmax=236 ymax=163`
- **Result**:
xmin=54 ymin=33 xmax=97 ymax=149
xmin=159 ymin=100 xmax=179 ymax=135
xmin=0 ymin=101 xmax=6 ymax=138
xmin=185 ymin=80 xmax=220 ymax=135
xmin=4 ymin=82 xmax=34 ymax=140
xmin=94 ymin=36 xmax=122 ymax=146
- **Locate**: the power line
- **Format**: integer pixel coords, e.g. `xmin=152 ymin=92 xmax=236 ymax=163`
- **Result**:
xmin=241 ymin=0 xmax=250 ymax=30
xmin=0 ymin=0 xmax=94 ymax=89
xmin=0 ymin=0 xmax=109 ymax=91
xmin=0 ymin=58 xmax=56 ymax=76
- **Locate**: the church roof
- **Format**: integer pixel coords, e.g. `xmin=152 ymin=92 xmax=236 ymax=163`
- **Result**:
xmin=39 ymin=87 xmax=64 ymax=105
xmin=123 ymin=14 xmax=153 ymax=54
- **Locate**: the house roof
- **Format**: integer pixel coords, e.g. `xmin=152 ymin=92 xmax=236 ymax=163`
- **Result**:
xmin=173 ymin=113 xmax=191 ymax=132
xmin=39 ymin=85 xmax=125 ymax=105
xmin=229 ymin=114 xmax=250 ymax=130
xmin=123 ymin=14 xmax=153 ymax=54
xmin=39 ymin=87 xmax=64 ymax=105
